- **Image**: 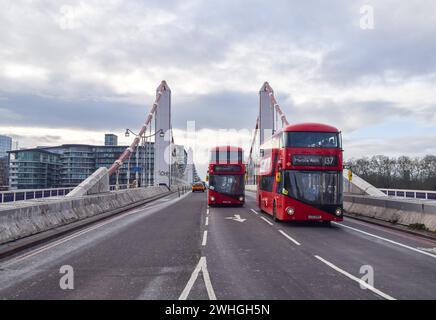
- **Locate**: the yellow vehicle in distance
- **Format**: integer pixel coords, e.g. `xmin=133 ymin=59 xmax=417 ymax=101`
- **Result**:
xmin=192 ymin=182 xmax=206 ymax=192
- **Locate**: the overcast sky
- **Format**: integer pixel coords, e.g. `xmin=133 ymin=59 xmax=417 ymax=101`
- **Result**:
xmin=1 ymin=0 xmax=436 ymax=178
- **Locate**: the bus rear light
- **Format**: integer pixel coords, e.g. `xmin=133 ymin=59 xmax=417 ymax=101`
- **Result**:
xmin=286 ymin=207 xmax=295 ymax=215
xmin=239 ymin=196 xmax=244 ymax=202
xmin=210 ymin=196 xmax=215 ymax=202
xmin=335 ymin=208 xmax=342 ymax=216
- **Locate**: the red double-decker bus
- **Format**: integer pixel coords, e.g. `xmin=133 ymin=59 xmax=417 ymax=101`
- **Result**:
xmin=207 ymin=146 xmax=246 ymax=206
xmin=257 ymin=123 xmax=343 ymax=224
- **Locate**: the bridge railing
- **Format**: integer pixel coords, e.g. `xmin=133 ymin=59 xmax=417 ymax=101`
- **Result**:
xmin=1 ymin=184 xmax=135 ymax=203
xmin=0 ymin=187 xmax=75 ymax=204
xmin=0 ymin=183 xmax=188 ymax=204
xmin=380 ymin=188 xmax=436 ymax=200
xmin=109 ymin=184 xmax=129 ymax=191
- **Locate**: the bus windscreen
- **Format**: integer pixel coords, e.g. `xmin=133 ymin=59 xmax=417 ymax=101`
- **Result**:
xmin=209 ymin=175 xmax=244 ymax=195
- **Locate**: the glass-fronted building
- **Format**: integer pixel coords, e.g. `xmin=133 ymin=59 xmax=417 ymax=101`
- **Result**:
xmin=94 ymin=144 xmax=154 ymax=187
xmin=8 ymin=143 xmax=155 ymax=189
xmin=8 ymin=149 xmax=62 ymax=189
xmin=0 ymin=157 xmax=9 ymax=189
xmin=0 ymin=135 xmax=12 ymax=158
xmin=104 ymin=134 xmax=118 ymax=146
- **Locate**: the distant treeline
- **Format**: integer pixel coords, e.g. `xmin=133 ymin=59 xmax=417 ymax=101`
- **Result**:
xmin=347 ymin=155 xmax=436 ymax=190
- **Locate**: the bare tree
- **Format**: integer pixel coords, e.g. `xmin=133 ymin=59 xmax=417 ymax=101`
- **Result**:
xmin=347 ymin=155 xmax=436 ymax=190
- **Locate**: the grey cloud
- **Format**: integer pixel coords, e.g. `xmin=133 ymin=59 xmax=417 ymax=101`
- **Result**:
xmin=281 ymin=97 xmax=406 ymax=133
xmin=345 ymin=135 xmax=436 ymax=160
xmin=0 ymin=92 xmax=151 ymax=131
xmin=319 ymin=2 xmax=436 ymax=83
xmin=0 ymin=0 xmax=435 ymax=158
xmin=172 ymin=91 xmax=258 ymax=130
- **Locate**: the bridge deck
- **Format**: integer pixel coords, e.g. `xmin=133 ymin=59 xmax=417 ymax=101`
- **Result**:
xmin=0 ymin=192 xmax=435 ymax=300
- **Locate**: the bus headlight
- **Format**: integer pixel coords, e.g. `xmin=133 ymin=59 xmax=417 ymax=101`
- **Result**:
xmin=335 ymin=208 xmax=342 ymax=216
xmin=210 ymin=196 xmax=215 ymax=202
xmin=239 ymin=196 xmax=244 ymax=202
xmin=286 ymin=207 xmax=295 ymax=216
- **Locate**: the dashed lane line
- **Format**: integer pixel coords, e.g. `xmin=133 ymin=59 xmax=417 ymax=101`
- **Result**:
xmin=202 ymin=231 xmax=208 ymax=246
xmin=260 ymin=216 xmax=274 ymax=226
xmin=278 ymin=230 xmax=301 ymax=246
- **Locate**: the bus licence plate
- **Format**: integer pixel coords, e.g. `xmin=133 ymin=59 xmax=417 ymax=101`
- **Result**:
xmin=308 ymin=215 xmax=322 ymax=220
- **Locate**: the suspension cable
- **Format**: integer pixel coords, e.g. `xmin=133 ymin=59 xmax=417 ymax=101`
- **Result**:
xmin=247 ymin=82 xmax=290 ymax=173
xmin=262 ymin=82 xmax=290 ymax=127
xmin=108 ymin=80 xmax=169 ymax=175
xmin=247 ymin=117 xmax=259 ymax=166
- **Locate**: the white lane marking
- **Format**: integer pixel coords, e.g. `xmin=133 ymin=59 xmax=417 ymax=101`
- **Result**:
xmin=179 ymin=257 xmax=217 ymax=300
xmin=202 ymin=231 xmax=208 ymax=246
xmin=205 ymin=217 xmax=209 ymax=226
xmin=179 ymin=257 xmax=203 ymax=300
xmin=250 ymin=209 xmax=259 ymax=215
xmin=333 ymin=222 xmax=436 ymax=259
xmin=314 ymin=255 xmax=396 ymax=300
xmin=260 ymin=216 xmax=274 ymax=226
xmin=278 ymin=230 xmax=301 ymax=246
xmin=206 ymin=209 xmax=210 ymax=215
xmin=1 ymin=193 xmax=185 ymax=266
xmin=201 ymin=258 xmax=217 ymax=300
xmin=2 ymin=207 xmax=146 ymax=266
xmin=417 ymin=247 xmax=436 ymax=253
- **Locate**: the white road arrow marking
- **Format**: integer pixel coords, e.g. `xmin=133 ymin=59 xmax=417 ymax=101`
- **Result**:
xmin=225 ymin=214 xmax=246 ymax=223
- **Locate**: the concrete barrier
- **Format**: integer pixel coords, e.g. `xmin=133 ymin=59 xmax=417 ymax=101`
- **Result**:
xmin=0 ymin=186 xmax=173 ymax=245
xmin=343 ymin=170 xmax=386 ymax=197
xmin=245 ymin=185 xmax=257 ymax=192
xmin=67 ymin=167 xmax=110 ymax=197
xmin=344 ymin=194 xmax=436 ymax=232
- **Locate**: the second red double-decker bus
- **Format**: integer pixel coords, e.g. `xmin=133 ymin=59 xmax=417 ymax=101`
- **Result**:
xmin=207 ymin=146 xmax=246 ymax=206
xmin=257 ymin=123 xmax=343 ymax=224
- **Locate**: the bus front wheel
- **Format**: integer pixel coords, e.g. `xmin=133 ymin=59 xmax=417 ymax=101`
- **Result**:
xmin=273 ymin=201 xmax=279 ymax=222
xmin=258 ymin=196 xmax=264 ymax=212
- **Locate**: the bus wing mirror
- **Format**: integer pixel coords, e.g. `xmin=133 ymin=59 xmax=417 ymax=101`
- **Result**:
xmin=275 ymin=172 xmax=281 ymax=182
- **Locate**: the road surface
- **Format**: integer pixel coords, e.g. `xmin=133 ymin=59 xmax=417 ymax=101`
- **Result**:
xmin=0 ymin=191 xmax=435 ymax=300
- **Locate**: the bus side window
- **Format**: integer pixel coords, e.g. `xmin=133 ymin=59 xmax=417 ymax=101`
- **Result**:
xmin=260 ymin=176 xmax=274 ymax=192
xmin=278 ymin=133 xmax=283 ymax=148
xmin=276 ymin=170 xmax=283 ymax=194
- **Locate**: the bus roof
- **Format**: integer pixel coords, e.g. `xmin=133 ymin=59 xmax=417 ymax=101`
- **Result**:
xmin=209 ymin=146 xmax=244 ymax=152
xmin=282 ymin=123 xmax=339 ymax=133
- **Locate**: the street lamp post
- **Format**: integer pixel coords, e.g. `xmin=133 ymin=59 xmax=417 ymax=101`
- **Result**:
xmin=125 ymin=128 xmax=164 ymax=188
xmin=127 ymin=156 xmax=131 ymax=189
xmin=115 ymin=169 xmax=120 ymax=190
xmin=141 ymin=136 xmax=145 ymax=187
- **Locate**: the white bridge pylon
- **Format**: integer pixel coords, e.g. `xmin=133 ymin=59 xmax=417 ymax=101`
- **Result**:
xmin=107 ymin=80 xmax=191 ymax=187
xmin=247 ymin=82 xmax=290 ymax=184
